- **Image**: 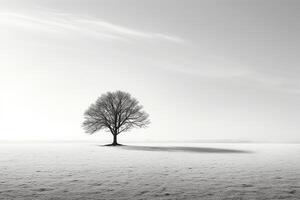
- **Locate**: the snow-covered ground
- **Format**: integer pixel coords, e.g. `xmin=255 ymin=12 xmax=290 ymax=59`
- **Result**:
xmin=0 ymin=142 xmax=299 ymax=200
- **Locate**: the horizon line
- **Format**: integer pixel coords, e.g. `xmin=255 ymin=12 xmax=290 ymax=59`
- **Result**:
xmin=0 ymin=139 xmax=299 ymax=144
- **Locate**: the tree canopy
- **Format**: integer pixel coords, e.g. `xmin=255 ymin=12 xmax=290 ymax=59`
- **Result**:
xmin=82 ymin=91 xmax=150 ymax=145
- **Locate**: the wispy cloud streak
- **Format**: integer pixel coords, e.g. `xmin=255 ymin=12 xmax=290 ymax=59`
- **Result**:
xmin=161 ymin=55 xmax=300 ymax=93
xmin=78 ymin=19 xmax=185 ymax=43
xmin=0 ymin=11 xmax=185 ymax=44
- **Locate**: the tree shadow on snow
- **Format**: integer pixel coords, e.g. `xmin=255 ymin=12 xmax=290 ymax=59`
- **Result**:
xmin=117 ymin=145 xmax=252 ymax=154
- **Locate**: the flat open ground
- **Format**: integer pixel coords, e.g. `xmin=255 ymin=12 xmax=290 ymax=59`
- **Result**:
xmin=0 ymin=143 xmax=299 ymax=200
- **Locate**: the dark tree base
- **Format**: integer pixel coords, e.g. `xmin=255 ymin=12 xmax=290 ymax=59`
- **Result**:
xmin=104 ymin=143 xmax=124 ymax=146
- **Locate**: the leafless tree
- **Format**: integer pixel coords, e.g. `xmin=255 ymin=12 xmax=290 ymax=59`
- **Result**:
xmin=82 ymin=91 xmax=150 ymax=145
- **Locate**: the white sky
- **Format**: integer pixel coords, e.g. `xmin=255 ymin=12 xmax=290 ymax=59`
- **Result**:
xmin=1 ymin=0 xmax=300 ymax=142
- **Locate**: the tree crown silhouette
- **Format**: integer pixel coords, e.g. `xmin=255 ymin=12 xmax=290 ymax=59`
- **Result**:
xmin=82 ymin=91 xmax=150 ymax=145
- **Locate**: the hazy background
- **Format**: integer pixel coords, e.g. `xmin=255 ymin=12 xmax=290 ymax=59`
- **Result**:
xmin=1 ymin=0 xmax=300 ymax=142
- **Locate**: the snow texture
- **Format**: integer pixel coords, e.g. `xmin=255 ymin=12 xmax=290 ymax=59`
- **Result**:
xmin=0 ymin=143 xmax=299 ymax=200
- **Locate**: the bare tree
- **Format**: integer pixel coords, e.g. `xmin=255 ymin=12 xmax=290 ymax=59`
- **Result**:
xmin=82 ymin=91 xmax=150 ymax=146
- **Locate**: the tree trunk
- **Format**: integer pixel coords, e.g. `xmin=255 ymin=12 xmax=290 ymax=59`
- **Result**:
xmin=112 ymin=134 xmax=118 ymax=146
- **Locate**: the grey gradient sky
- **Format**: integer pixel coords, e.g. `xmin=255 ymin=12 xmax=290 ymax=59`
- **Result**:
xmin=1 ymin=0 xmax=300 ymax=142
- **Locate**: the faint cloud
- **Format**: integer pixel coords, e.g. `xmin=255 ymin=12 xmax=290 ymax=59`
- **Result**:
xmin=249 ymin=71 xmax=300 ymax=94
xmin=78 ymin=19 xmax=185 ymax=44
xmin=0 ymin=11 xmax=185 ymax=44
xmin=162 ymin=55 xmax=250 ymax=78
xmin=162 ymin=55 xmax=300 ymax=93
